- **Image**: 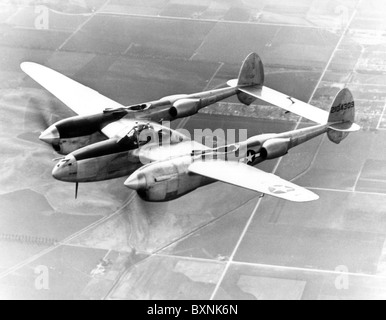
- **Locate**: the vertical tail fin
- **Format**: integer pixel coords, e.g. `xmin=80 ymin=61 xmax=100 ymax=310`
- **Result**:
xmin=327 ymin=88 xmax=360 ymax=144
xmin=227 ymin=53 xmax=265 ymax=105
xmin=237 ymin=52 xmax=265 ymax=87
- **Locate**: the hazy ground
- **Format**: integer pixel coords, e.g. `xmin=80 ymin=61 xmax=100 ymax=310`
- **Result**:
xmin=0 ymin=0 xmax=386 ymax=300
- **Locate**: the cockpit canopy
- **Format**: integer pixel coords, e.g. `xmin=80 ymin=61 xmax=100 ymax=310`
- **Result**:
xmin=127 ymin=103 xmax=151 ymax=111
xmin=119 ymin=123 xmax=154 ymax=148
xmin=117 ymin=121 xmax=188 ymax=149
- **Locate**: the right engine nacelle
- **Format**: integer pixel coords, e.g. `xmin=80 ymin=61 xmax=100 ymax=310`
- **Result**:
xmin=169 ymin=98 xmax=201 ymax=119
xmin=124 ymin=156 xmax=212 ymax=202
xmin=261 ymin=138 xmax=291 ymax=160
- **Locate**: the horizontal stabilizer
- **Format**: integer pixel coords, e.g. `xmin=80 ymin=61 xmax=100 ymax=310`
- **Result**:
xmin=328 ymin=122 xmax=361 ymax=132
xmin=189 ymin=160 xmax=319 ymax=202
xmin=226 ymin=83 xmax=330 ymax=124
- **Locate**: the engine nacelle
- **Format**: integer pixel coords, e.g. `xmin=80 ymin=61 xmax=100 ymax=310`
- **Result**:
xmin=56 ymin=110 xmax=127 ymax=138
xmin=261 ymin=138 xmax=291 ymax=160
xmin=169 ymin=98 xmax=201 ymax=119
xmin=124 ymin=156 xmax=212 ymax=202
xmin=56 ymin=132 xmax=107 ymax=155
xmin=40 ymin=109 xmax=127 ymax=154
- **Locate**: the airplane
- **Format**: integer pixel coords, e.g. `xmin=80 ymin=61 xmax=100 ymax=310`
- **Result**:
xmin=22 ymin=53 xmax=360 ymax=202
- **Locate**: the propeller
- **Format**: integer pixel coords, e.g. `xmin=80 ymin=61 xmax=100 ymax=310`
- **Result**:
xmin=22 ymin=96 xmax=65 ymax=152
xmin=23 ymin=92 xmax=74 ymax=137
xmin=24 ymin=97 xmax=52 ymax=133
xmin=75 ymin=182 xmax=79 ymax=199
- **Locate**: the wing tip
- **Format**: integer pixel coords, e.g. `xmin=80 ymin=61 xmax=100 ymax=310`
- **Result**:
xmin=292 ymin=191 xmax=319 ymax=203
xmin=20 ymin=61 xmax=29 ymax=72
xmin=20 ymin=61 xmax=40 ymax=74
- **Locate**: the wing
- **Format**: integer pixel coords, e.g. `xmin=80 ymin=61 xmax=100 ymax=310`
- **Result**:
xmin=189 ymin=160 xmax=319 ymax=202
xmin=21 ymin=62 xmax=124 ymax=116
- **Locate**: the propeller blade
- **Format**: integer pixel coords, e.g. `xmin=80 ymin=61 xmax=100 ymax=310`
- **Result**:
xmin=52 ymin=157 xmax=65 ymax=162
xmin=75 ymin=182 xmax=79 ymax=199
xmin=24 ymin=97 xmax=52 ymax=132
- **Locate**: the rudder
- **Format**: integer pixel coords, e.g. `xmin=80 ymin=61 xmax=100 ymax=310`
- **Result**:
xmin=236 ymin=52 xmax=265 ymax=105
xmin=237 ymin=52 xmax=264 ymax=87
xmin=327 ymin=88 xmax=360 ymax=144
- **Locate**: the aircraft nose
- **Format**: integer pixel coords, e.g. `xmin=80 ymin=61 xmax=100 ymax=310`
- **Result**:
xmin=39 ymin=125 xmax=59 ymax=144
xmin=52 ymin=155 xmax=76 ymax=181
xmin=124 ymin=173 xmax=147 ymax=191
xmin=52 ymin=162 xmax=68 ymax=181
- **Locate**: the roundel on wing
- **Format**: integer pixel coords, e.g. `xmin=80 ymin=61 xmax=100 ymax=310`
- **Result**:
xmin=268 ymin=185 xmax=296 ymax=194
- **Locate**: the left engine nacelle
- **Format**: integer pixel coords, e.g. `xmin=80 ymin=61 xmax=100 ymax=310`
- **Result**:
xmin=260 ymin=138 xmax=291 ymax=160
xmin=53 ymin=132 xmax=108 ymax=155
xmin=40 ymin=109 xmax=127 ymax=154
xmin=169 ymin=98 xmax=201 ymax=119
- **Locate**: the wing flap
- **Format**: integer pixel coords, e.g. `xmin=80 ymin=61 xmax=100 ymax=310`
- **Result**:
xmin=238 ymin=85 xmax=329 ymax=124
xmin=189 ymin=160 xmax=319 ymax=202
xmin=21 ymin=62 xmax=124 ymax=116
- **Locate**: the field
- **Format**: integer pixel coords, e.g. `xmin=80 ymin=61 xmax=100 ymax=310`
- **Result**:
xmin=1 ymin=0 xmax=386 ymax=300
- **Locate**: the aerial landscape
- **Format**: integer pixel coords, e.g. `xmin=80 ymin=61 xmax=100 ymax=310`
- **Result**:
xmin=1 ymin=0 xmax=386 ymax=300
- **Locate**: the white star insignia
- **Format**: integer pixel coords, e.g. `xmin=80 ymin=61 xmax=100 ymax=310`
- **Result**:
xmin=246 ymin=153 xmax=255 ymax=163
xmin=269 ymin=185 xmax=296 ymax=194
xmin=245 ymin=150 xmax=256 ymax=164
xmin=239 ymin=150 xmax=260 ymax=164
